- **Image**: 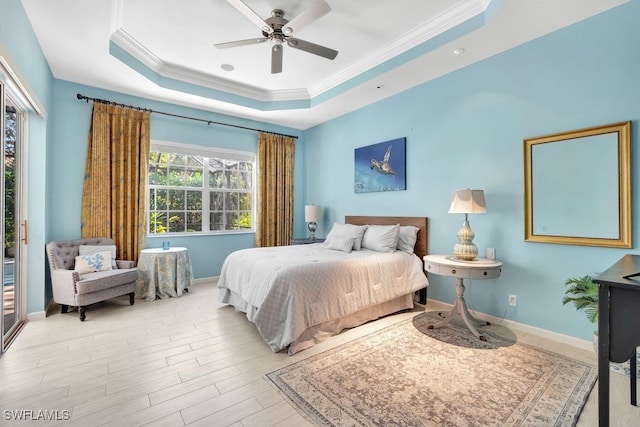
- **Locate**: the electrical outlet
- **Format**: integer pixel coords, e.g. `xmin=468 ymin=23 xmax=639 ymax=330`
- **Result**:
xmin=487 ymin=248 xmax=496 ymax=260
xmin=509 ymin=294 xmax=517 ymax=307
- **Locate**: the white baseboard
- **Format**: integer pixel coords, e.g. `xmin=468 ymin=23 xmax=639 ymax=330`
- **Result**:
xmin=425 ymin=298 xmax=593 ymax=352
xmin=27 ymin=310 xmax=46 ymax=320
xmin=193 ymin=276 xmax=218 ymax=285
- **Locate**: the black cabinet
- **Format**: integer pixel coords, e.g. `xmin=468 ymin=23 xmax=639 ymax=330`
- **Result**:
xmin=593 ymin=254 xmax=640 ymax=426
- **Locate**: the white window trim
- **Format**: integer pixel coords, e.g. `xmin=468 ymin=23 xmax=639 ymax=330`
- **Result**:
xmin=0 ymin=56 xmax=45 ymax=118
xmin=148 ymin=140 xmax=256 ymax=236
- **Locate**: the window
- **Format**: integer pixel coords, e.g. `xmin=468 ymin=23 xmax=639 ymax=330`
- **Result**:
xmin=148 ymin=141 xmax=255 ymax=235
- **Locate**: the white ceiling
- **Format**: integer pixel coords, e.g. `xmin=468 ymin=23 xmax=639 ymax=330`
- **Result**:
xmin=21 ymin=0 xmax=628 ymax=130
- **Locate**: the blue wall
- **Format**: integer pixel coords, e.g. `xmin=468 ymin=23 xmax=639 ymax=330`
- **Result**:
xmin=51 ymin=80 xmax=304 ymax=280
xmin=303 ymin=1 xmax=640 ymax=341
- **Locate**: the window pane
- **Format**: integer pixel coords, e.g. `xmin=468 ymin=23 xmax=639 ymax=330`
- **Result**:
xmin=168 ymin=212 xmax=185 ymax=232
xmin=210 ymin=158 xmax=224 ymax=169
xmin=237 ymin=212 xmax=252 ymax=229
xmin=186 ymin=155 xmax=203 ymax=167
xmin=157 ymin=152 xmax=170 ymax=167
xmin=210 ymin=191 xmax=223 ymax=210
xmin=156 ymin=189 xmax=168 ymax=210
xmin=211 ymin=170 xmax=225 ymax=188
xmin=210 ymin=212 xmax=224 ymax=231
xmin=168 ymin=168 xmax=185 ymax=186
xmin=185 ymin=168 xmax=203 ymax=187
xmin=226 ymin=212 xmax=239 ymax=230
xmin=239 ymin=193 xmax=251 ymax=210
xmin=170 ymin=154 xmax=186 ymax=165
xmin=229 ymin=171 xmax=239 ymax=189
xmin=168 ymin=190 xmax=185 ymax=210
xmin=239 ymin=172 xmax=251 ymax=190
xmin=187 ymin=212 xmax=202 ymax=232
xmin=225 ymin=192 xmax=239 ymax=210
xmin=149 ymin=212 xmax=168 ymax=233
xmin=149 ymin=166 xmax=167 ymax=185
xmin=224 ymin=171 xmax=234 ymax=189
xmin=149 ymin=189 xmax=157 ymax=210
xmin=186 ymin=191 xmax=202 ymax=210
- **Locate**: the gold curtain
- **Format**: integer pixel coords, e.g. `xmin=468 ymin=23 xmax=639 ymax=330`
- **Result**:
xmin=256 ymin=132 xmax=296 ymax=247
xmin=81 ymin=103 xmax=150 ymax=263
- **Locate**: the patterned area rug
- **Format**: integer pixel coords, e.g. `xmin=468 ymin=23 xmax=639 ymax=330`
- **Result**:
xmin=267 ymin=312 xmax=597 ymax=426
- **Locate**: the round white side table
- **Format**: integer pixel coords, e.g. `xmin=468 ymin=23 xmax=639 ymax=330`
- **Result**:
xmin=423 ymin=254 xmax=503 ymax=341
xmin=136 ymin=247 xmax=193 ymax=301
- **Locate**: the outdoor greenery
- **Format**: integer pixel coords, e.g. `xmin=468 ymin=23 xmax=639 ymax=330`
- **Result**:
xmin=148 ymin=151 xmax=253 ymax=234
xmin=562 ymin=275 xmax=598 ymax=324
xmin=4 ymin=108 xmax=16 ymax=255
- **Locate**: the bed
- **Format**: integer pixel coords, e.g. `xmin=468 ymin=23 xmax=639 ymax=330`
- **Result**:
xmin=217 ymin=216 xmax=429 ymax=354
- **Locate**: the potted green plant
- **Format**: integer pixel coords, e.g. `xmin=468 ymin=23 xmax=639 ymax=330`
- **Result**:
xmin=562 ymin=275 xmax=598 ymax=324
xmin=563 ymin=274 xmax=599 ymax=353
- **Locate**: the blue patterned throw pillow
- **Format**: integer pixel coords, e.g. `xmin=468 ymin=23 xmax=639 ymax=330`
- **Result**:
xmin=74 ymin=251 xmax=113 ymax=274
xmin=79 ymin=244 xmax=118 ymax=269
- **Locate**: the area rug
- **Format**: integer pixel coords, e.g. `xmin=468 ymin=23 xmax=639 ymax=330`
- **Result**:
xmin=267 ymin=311 xmax=597 ymax=426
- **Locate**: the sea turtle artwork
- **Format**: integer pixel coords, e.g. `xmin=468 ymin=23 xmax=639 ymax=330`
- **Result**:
xmin=370 ymin=145 xmax=394 ymax=175
xmin=354 ymin=137 xmax=406 ymax=193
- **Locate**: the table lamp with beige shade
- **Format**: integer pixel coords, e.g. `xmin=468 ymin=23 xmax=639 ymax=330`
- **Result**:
xmin=449 ymin=189 xmax=487 ymax=261
xmin=304 ymin=204 xmax=322 ymax=240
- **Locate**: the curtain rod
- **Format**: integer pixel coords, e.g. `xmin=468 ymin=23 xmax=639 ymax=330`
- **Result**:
xmin=76 ymin=93 xmax=298 ymax=139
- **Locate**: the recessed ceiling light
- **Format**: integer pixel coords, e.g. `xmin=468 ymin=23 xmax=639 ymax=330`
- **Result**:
xmin=453 ymin=48 xmax=465 ymax=55
xmin=221 ymin=64 xmax=235 ymax=71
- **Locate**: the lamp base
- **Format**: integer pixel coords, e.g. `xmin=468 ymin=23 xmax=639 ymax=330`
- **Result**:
xmin=453 ymin=220 xmax=478 ymax=261
xmin=452 ymin=243 xmax=478 ymax=261
xmin=307 ymin=221 xmax=317 ymax=240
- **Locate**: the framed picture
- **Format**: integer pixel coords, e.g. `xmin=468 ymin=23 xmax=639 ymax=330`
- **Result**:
xmin=354 ymin=137 xmax=406 ymax=193
xmin=524 ymin=121 xmax=631 ymax=248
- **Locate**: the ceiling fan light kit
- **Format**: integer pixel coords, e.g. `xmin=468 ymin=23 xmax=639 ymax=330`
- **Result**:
xmin=216 ymin=0 xmax=338 ymax=74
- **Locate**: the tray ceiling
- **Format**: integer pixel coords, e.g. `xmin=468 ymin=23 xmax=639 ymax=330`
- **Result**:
xmin=21 ymin=0 xmax=628 ymax=129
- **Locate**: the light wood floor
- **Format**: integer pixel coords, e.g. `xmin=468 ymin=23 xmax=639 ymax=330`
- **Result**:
xmin=1 ymin=280 xmax=637 ymax=426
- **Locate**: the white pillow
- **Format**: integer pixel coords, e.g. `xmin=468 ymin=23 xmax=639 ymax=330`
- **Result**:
xmin=324 ymin=223 xmax=367 ymax=250
xmin=397 ymin=225 xmax=420 ymax=253
xmin=361 ymin=224 xmax=400 ymax=253
xmin=74 ymin=251 xmax=113 ymax=274
xmin=326 ymin=235 xmax=355 ymax=253
xmin=80 ymin=244 xmax=118 ymax=269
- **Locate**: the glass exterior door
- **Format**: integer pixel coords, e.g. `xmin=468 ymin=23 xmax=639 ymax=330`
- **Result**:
xmin=2 ymin=96 xmax=23 ymax=351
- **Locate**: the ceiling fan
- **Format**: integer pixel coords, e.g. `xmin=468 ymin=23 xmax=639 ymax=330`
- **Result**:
xmin=215 ymin=0 xmax=338 ymax=74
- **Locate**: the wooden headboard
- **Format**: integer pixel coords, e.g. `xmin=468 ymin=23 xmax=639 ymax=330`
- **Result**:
xmin=345 ymin=216 xmax=428 ymax=260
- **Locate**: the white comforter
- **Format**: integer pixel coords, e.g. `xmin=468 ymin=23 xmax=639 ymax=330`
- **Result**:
xmin=217 ymin=243 xmax=428 ymax=352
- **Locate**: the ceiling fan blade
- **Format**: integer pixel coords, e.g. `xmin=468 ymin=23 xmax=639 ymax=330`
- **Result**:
xmin=287 ymin=38 xmax=338 ymax=60
xmin=214 ymin=38 xmax=268 ymax=49
xmin=271 ymin=44 xmax=283 ymax=74
xmin=282 ymin=0 xmax=331 ymax=35
xmin=225 ymin=0 xmax=273 ymax=34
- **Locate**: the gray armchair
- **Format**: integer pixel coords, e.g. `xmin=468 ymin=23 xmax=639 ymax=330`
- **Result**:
xmin=45 ymin=237 xmax=137 ymax=321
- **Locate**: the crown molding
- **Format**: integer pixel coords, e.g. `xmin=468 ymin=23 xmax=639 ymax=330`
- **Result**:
xmin=308 ymin=0 xmax=492 ymax=97
xmin=109 ymin=0 xmax=491 ymax=106
xmin=109 ymin=28 xmax=310 ymax=103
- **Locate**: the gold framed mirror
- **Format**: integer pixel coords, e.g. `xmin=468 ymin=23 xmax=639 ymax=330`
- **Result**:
xmin=524 ymin=121 xmax=631 ymax=248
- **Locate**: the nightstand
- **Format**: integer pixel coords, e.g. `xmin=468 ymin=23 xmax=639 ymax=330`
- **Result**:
xmin=291 ymin=238 xmax=325 ymax=245
xmin=423 ymin=254 xmax=502 ymax=341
